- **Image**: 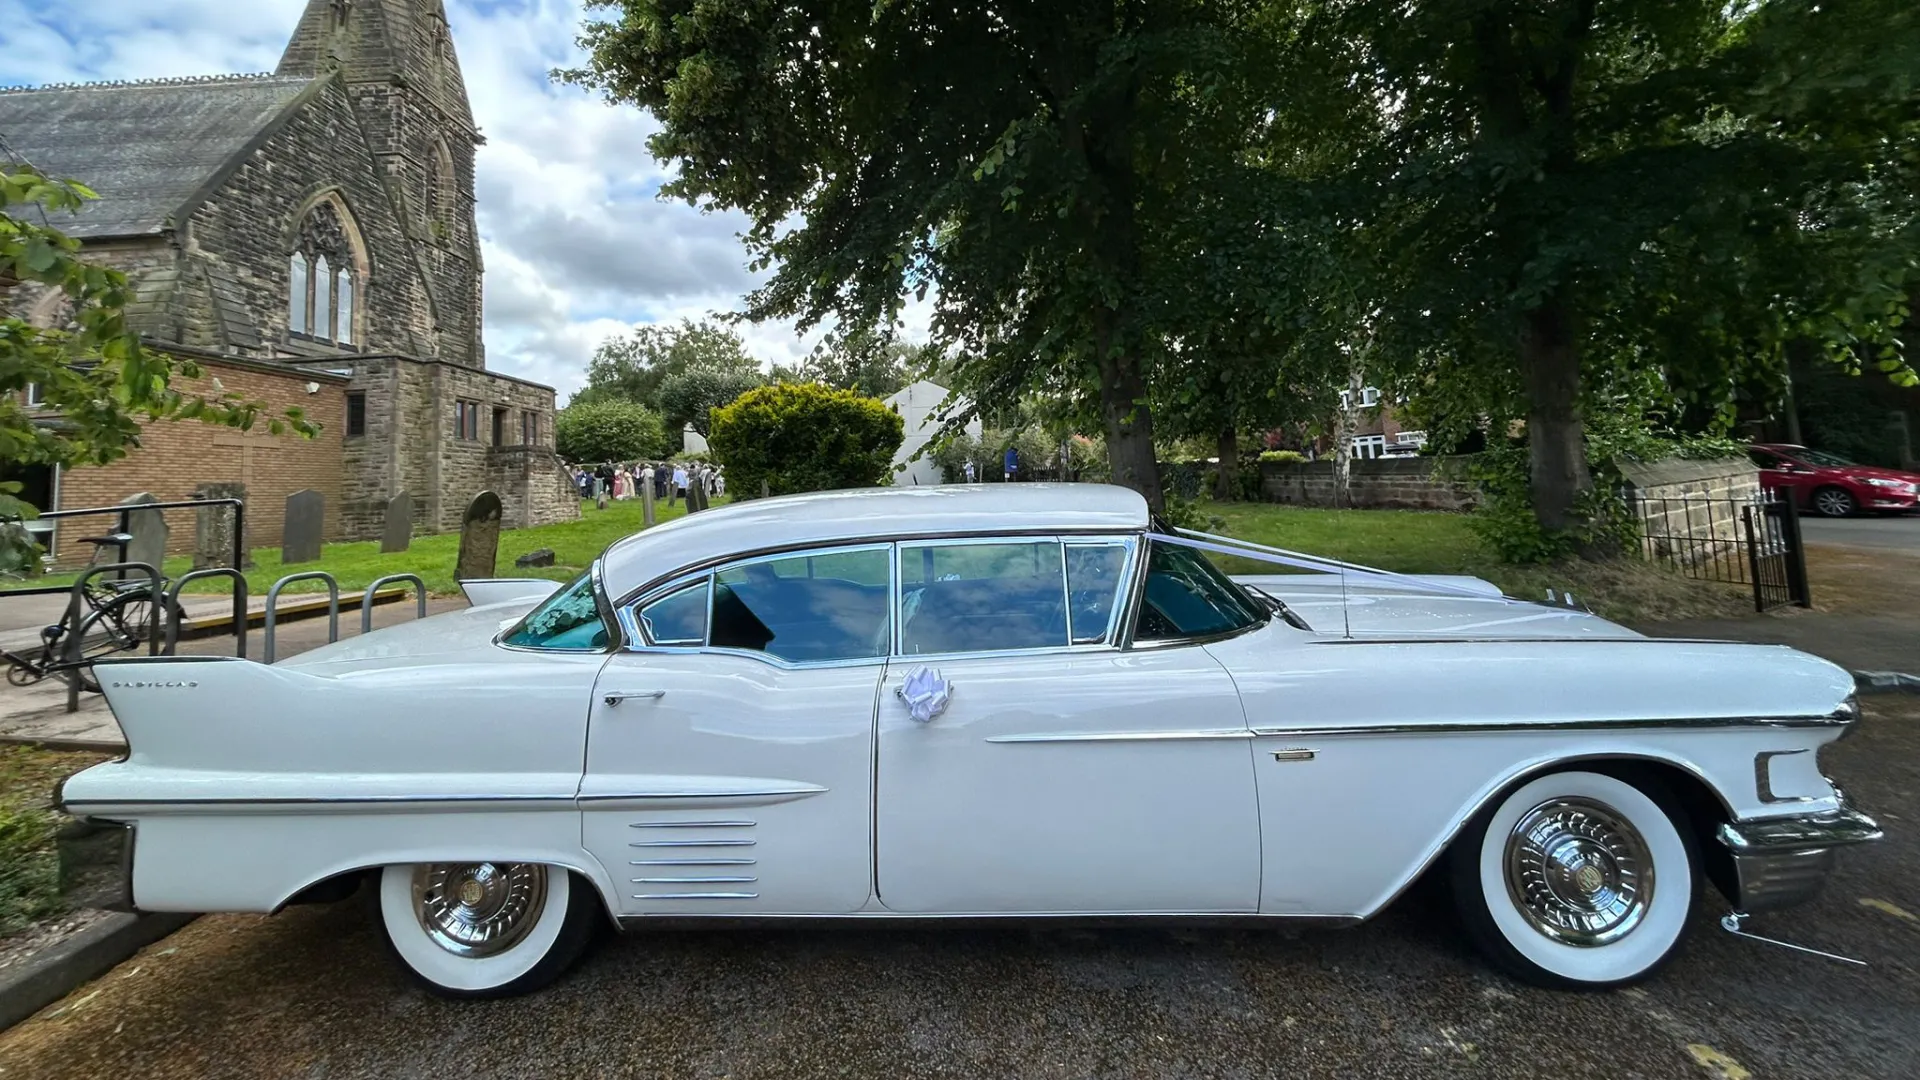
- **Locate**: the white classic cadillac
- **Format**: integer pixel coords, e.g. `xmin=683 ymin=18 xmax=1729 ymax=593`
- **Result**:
xmin=59 ymin=485 xmax=1880 ymax=997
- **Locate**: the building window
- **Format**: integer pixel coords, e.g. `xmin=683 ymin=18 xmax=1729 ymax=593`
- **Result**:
xmin=455 ymin=399 xmax=481 ymax=441
xmin=1350 ymin=434 xmax=1387 ymax=460
xmin=521 ymin=410 xmax=540 ymax=447
xmin=346 ymin=391 xmax=367 ymax=438
xmin=290 ymin=201 xmax=361 ymax=347
xmin=491 ymin=406 xmax=508 ymax=447
xmin=425 ymin=140 xmax=454 ymax=238
xmin=1338 ymin=387 xmax=1383 ymax=410
xmin=23 ymin=382 xmax=44 ymax=407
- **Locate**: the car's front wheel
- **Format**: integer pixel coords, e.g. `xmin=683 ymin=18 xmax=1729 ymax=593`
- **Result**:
xmin=1812 ymin=486 xmax=1857 ymax=517
xmin=1449 ymin=770 xmax=1696 ymax=990
xmin=378 ymin=862 xmax=599 ymax=998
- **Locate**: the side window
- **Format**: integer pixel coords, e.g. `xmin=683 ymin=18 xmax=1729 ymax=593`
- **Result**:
xmin=1748 ymin=450 xmax=1780 ymax=470
xmin=899 ymin=540 xmax=1067 ymax=655
xmin=1132 ymin=541 xmax=1267 ymax=642
xmin=501 ymin=572 xmax=610 ymax=650
xmin=638 ymin=579 xmax=710 ymax=646
xmin=710 ymin=547 xmax=892 ymax=663
xmin=1066 ymin=541 xmax=1131 ymax=644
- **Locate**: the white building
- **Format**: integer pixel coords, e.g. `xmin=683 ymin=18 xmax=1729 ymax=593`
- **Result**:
xmin=885 ymin=380 xmax=983 ymax=486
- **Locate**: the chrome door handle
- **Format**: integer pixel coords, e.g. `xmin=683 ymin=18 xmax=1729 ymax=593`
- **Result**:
xmin=603 ymin=690 xmax=666 ymax=706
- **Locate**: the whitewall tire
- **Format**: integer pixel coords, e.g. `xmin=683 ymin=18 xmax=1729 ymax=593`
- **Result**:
xmin=1449 ymin=770 xmax=1696 ymax=989
xmin=378 ymin=862 xmax=598 ymax=998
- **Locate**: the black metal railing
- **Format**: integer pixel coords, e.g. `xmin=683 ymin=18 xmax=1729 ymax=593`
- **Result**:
xmin=1628 ymin=490 xmax=1811 ymax=612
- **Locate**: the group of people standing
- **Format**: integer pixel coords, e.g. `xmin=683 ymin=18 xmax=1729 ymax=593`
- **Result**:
xmin=571 ymin=460 xmax=724 ymax=508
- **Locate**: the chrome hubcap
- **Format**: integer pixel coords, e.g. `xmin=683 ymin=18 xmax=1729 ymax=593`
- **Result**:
xmin=1504 ymin=798 xmax=1653 ymax=947
xmin=1816 ymin=491 xmax=1850 ymax=516
xmin=412 ymin=862 xmax=547 ymax=957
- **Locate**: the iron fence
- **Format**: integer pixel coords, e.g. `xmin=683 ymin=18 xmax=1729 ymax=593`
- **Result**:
xmin=1627 ymin=490 xmax=1810 ymax=612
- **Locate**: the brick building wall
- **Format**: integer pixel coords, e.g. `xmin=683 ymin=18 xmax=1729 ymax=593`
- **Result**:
xmin=182 ymin=75 xmax=440 ymax=361
xmin=312 ymin=355 xmax=575 ymax=540
xmin=46 ymin=353 xmax=347 ymax=565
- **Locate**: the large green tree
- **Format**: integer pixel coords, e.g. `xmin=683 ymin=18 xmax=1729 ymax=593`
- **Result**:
xmin=774 ymin=325 xmax=926 ymax=400
xmin=658 ymin=367 xmax=764 ymax=438
xmin=566 ymin=0 xmax=1296 ymax=514
xmin=1292 ymin=0 xmax=1920 ymax=533
xmin=581 ymin=317 xmax=762 ymax=413
xmin=554 ymin=397 xmax=670 ymax=462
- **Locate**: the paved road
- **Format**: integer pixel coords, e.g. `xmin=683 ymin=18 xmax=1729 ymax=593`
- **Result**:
xmin=3 ymin=697 xmax=1915 ymax=1080
xmin=1801 ymin=514 xmax=1920 ymax=552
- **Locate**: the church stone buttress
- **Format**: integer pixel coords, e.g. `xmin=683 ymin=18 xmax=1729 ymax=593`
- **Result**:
xmin=277 ymin=0 xmax=485 ymax=368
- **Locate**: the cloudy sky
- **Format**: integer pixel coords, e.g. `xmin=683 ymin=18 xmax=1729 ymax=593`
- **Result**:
xmin=0 ymin=0 xmax=882 ymax=400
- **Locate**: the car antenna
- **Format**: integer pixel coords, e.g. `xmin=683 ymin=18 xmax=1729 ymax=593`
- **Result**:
xmin=1339 ymin=557 xmax=1352 ymax=639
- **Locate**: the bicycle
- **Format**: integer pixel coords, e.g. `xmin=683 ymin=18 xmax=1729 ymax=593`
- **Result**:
xmin=2 ymin=532 xmax=183 ymax=693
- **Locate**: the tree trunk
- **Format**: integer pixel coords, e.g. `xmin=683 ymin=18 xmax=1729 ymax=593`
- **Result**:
xmin=1214 ymin=427 xmax=1238 ymax=501
xmin=1095 ymin=335 xmax=1163 ymax=515
xmin=1520 ymin=295 xmax=1590 ymax=533
xmin=1333 ymin=366 xmax=1363 ymax=509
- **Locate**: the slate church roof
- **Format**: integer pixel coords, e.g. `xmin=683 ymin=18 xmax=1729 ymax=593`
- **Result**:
xmin=0 ymin=74 xmax=315 ymax=239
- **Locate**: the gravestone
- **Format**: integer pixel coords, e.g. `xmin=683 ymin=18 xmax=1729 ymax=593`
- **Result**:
xmin=191 ymin=482 xmax=249 ymax=569
xmin=118 ymin=493 xmax=167 ymax=580
xmin=515 ymin=548 xmax=555 ymax=568
xmin=281 ymin=489 xmax=325 ymax=565
xmin=641 ymin=476 xmax=656 ymax=527
xmin=380 ymin=492 xmax=413 ymax=554
xmin=455 ymin=490 xmax=503 ymax=581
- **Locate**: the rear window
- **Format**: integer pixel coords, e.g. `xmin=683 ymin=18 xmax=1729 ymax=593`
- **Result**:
xmin=501 ymin=571 xmax=610 ymax=651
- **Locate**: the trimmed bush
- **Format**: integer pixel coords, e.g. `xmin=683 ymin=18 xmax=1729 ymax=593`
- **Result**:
xmin=1259 ymin=449 xmax=1307 ymax=464
xmin=708 ymin=383 xmax=905 ymax=496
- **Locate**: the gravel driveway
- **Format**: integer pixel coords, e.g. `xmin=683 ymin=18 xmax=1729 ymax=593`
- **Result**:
xmin=3 ymin=698 xmax=1915 ymax=1080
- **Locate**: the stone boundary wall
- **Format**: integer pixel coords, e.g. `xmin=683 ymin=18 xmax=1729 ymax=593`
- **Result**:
xmin=1256 ymin=456 xmax=1478 ymax=511
xmin=1617 ymin=458 xmax=1763 ymax=563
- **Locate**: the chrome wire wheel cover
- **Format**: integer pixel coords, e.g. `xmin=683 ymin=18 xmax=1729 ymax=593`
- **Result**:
xmin=412 ymin=862 xmax=548 ymax=958
xmin=1503 ymin=797 xmax=1654 ymax=947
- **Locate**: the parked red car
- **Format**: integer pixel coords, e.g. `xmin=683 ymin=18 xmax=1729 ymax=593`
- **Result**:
xmin=1749 ymin=443 xmax=1920 ymax=517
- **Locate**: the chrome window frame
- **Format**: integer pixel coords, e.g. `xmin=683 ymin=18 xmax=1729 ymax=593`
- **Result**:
xmin=1064 ymin=537 xmax=1137 ymax=646
xmin=617 ymin=542 xmax=896 ymax=670
xmin=892 ymin=535 xmax=1138 ymax=661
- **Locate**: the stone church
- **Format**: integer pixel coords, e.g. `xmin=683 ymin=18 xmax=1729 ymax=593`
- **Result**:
xmin=0 ymin=0 xmax=577 ymax=563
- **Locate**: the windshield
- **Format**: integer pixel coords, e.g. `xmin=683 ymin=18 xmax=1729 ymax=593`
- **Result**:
xmin=501 ymin=570 xmax=611 ymax=650
xmin=1793 ymin=449 xmax=1856 ymax=468
xmin=1133 ymin=540 xmax=1269 ymax=641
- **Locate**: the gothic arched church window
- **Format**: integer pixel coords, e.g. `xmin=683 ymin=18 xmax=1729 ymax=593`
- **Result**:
xmin=289 ymin=201 xmax=362 ymax=347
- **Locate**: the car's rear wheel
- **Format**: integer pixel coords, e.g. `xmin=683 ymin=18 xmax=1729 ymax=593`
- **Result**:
xmin=1449 ymin=770 xmax=1696 ymax=990
xmin=378 ymin=862 xmax=598 ymax=998
xmin=1812 ymin=486 xmax=1857 ymax=517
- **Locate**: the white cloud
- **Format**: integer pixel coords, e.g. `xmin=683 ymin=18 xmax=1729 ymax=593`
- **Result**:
xmin=0 ymin=0 xmax=887 ymax=400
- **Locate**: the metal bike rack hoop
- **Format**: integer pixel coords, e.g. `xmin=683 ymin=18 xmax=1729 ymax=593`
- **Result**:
xmin=164 ymin=568 xmax=250 ymax=658
xmin=263 ymin=571 xmax=340 ymax=665
xmin=62 ymin=561 xmax=162 ymax=713
xmin=361 ymin=573 xmax=429 ymax=635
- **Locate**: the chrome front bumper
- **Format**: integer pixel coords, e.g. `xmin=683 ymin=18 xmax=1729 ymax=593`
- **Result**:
xmin=1717 ymin=793 xmax=1883 ymax=913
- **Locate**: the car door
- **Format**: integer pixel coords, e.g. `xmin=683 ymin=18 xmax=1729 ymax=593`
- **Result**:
xmin=582 ymin=544 xmax=893 ymax=916
xmin=1750 ymin=448 xmax=1808 ymax=506
xmin=874 ymin=536 xmax=1261 ymax=915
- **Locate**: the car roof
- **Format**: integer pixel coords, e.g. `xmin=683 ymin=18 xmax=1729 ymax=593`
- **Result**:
xmin=598 ymin=483 xmax=1152 ymax=600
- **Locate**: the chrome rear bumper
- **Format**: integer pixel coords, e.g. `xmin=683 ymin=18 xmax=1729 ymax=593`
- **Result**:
xmin=1717 ymin=793 xmax=1882 ymax=913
